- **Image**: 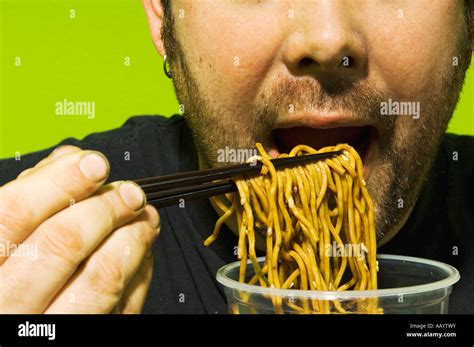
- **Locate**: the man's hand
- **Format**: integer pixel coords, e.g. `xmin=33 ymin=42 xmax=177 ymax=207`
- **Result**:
xmin=0 ymin=146 xmax=160 ymax=313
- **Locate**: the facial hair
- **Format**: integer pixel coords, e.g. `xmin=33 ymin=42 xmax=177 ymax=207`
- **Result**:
xmin=162 ymin=10 xmax=472 ymax=241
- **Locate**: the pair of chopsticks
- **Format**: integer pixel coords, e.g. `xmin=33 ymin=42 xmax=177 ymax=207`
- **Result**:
xmin=134 ymin=150 xmax=341 ymax=208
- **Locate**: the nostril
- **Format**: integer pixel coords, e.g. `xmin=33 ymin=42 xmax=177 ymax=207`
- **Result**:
xmin=299 ymin=57 xmax=316 ymax=68
xmin=297 ymin=56 xmax=355 ymax=70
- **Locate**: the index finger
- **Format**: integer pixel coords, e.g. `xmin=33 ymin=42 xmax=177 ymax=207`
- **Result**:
xmin=0 ymin=150 xmax=110 ymax=262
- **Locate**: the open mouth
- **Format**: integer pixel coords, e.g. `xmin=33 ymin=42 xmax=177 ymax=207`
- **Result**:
xmin=270 ymin=125 xmax=377 ymax=179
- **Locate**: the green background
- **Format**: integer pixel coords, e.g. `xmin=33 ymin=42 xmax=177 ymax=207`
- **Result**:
xmin=1 ymin=0 xmax=473 ymax=159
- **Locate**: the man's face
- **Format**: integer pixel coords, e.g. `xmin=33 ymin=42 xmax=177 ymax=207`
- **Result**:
xmin=154 ymin=1 xmax=472 ymax=241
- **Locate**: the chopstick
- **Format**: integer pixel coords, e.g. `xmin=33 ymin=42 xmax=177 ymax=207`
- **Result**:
xmin=145 ymin=179 xmax=235 ymax=207
xmin=136 ymin=150 xmax=341 ymax=208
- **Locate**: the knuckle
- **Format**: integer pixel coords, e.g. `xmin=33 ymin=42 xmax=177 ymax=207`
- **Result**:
xmin=88 ymin=252 xmax=126 ymax=298
xmin=50 ymin=150 xmax=102 ymax=198
xmin=95 ymin=181 xmax=140 ymax=229
xmin=0 ymin=190 xmax=32 ymax=239
xmin=47 ymin=177 xmax=76 ymax=207
xmin=17 ymin=168 xmax=33 ymax=179
xmin=130 ymin=219 xmax=156 ymax=248
xmin=146 ymin=205 xmax=160 ymax=230
xmin=53 ymin=145 xmax=82 ymax=153
xmin=48 ymin=145 xmax=83 ymax=161
xmin=64 ymin=164 xmax=97 ymax=196
xmin=95 ymin=188 xmax=120 ymax=230
xmin=116 ymin=257 xmax=153 ymax=314
xmin=38 ymin=221 xmax=84 ymax=267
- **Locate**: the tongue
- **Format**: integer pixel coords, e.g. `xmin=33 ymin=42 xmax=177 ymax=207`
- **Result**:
xmin=272 ymin=126 xmax=369 ymax=154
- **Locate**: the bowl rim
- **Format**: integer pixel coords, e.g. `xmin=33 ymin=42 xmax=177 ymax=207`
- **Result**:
xmin=216 ymin=254 xmax=460 ymax=299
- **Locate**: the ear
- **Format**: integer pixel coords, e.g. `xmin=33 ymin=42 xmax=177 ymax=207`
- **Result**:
xmin=142 ymin=0 xmax=166 ymax=57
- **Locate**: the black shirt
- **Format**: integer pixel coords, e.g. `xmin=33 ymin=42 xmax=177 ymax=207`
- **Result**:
xmin=0 ymin=115 xmax=473 ymax=314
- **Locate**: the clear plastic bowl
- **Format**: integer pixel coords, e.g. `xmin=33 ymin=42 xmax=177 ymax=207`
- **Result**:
xmin=216 ymin=254 xmax=460 ymax=314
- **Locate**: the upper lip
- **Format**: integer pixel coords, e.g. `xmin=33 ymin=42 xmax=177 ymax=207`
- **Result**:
xmin=268 ymin=112 xmax=377 ymax=175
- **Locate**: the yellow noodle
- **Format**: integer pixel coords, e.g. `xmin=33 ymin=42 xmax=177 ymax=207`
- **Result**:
xmin=205 ymin=143 xmax=380 ymax=314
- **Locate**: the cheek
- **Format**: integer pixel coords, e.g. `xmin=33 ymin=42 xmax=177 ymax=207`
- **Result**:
xmin=178 ymin=4 xmax=285 ymax=109
xmin=367 ymin=2 xmax=464 ymax=100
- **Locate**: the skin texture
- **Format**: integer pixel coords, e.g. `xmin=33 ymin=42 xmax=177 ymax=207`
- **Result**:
xmin=143 ymin=0 xmax=472 ymax=245
xmin=0 ymin=1 xmax=471 ymax=314
xmin=0 ymin=146 xmax=160 ymax=313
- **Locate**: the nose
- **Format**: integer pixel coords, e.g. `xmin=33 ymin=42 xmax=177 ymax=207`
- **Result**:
xmin=282 ymin=1 xmax=367 ymax=79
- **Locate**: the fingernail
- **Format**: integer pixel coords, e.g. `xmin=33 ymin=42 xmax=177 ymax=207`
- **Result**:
xmin=120 ymin=181 xmax=146 ymax=211
xmin=79 ymin=152 xmax=109 ymax=182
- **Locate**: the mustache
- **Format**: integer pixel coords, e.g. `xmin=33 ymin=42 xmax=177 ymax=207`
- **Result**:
xmin=254 ymin=76 xmax=392 ymax=134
